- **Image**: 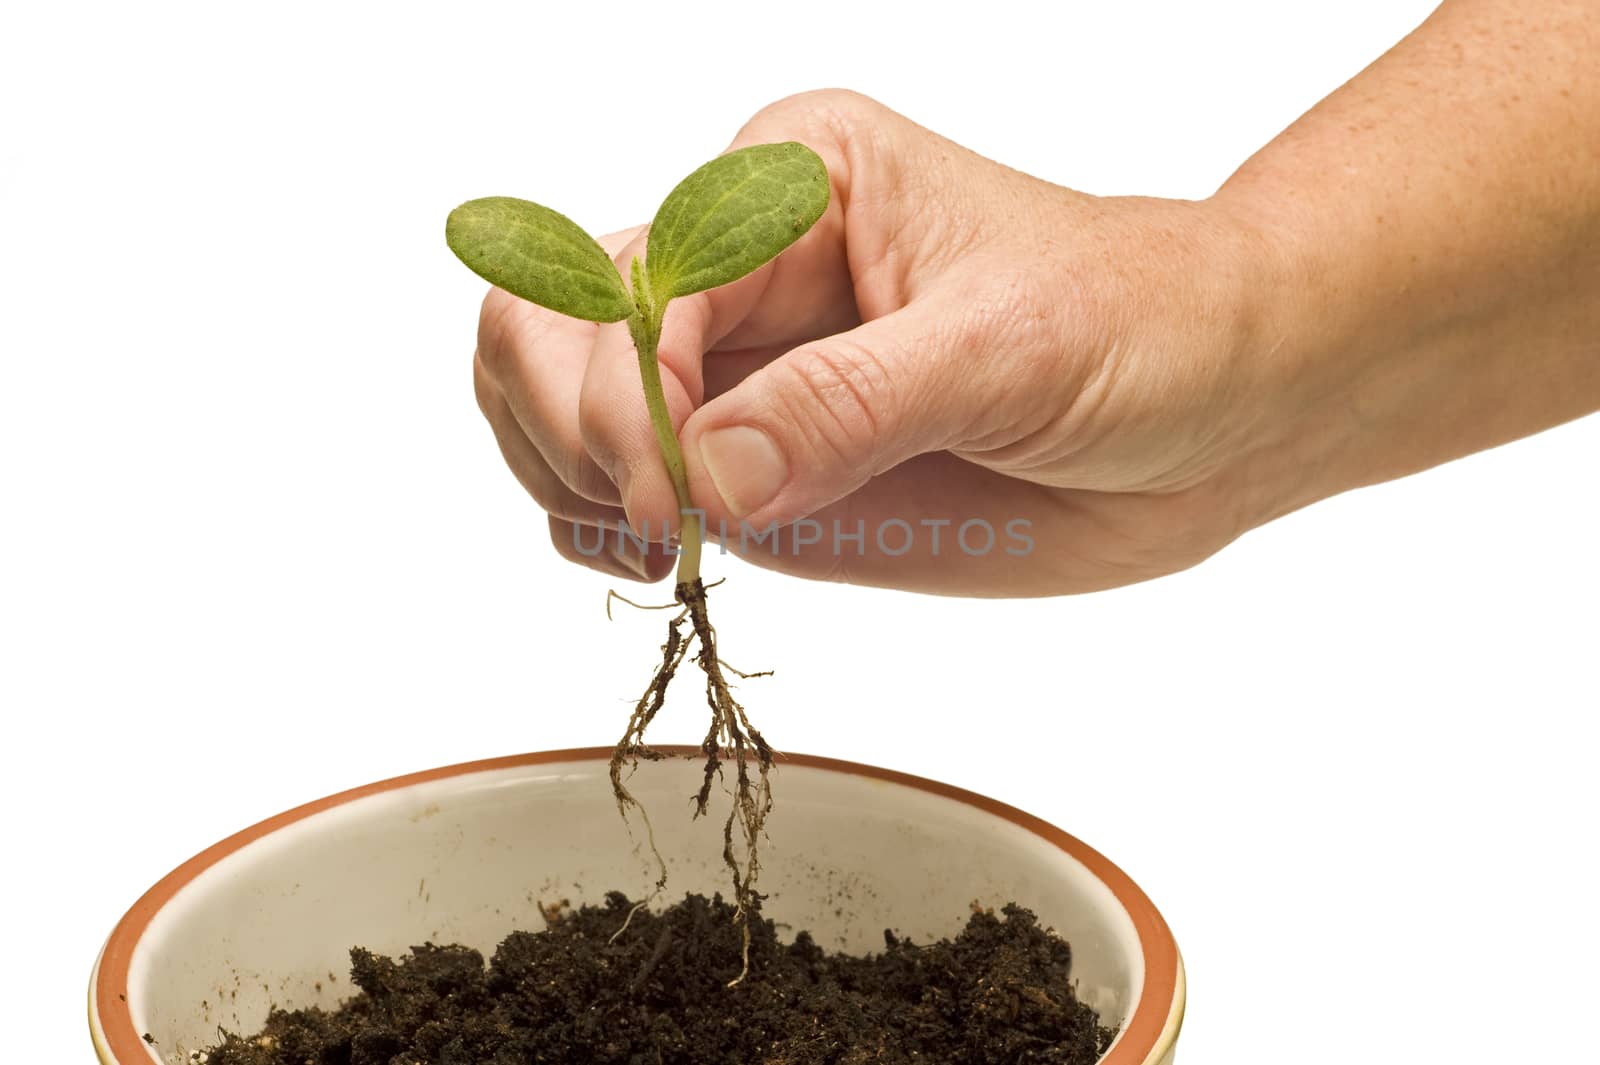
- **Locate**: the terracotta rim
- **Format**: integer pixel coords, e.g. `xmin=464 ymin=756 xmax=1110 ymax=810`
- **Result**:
xmin=91 ymin=747 xmax=1182 ymax=1064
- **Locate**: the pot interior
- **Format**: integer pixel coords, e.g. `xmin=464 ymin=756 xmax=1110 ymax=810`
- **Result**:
xmin=122 ymin=756 xmax=1144 ymax=1060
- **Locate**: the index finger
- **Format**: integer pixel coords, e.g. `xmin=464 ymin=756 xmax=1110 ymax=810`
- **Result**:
xmin=477 ymin=225 xmax=646 ymax=505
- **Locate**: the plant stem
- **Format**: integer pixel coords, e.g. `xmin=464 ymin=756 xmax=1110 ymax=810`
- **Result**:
xmin=627 ymin=291 xmax=701 ymax=587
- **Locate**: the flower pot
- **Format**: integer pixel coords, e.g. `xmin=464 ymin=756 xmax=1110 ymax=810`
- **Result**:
xmin=89 ymin=747 xmax=1184 ymax=1064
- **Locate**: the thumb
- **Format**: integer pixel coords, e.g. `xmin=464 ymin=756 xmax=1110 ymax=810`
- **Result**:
xmin=681 ymin=300 xmax=980 ymax=527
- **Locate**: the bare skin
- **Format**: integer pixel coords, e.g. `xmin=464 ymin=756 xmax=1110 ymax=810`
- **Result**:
xmin=471 ymin=0 xmax=1600 ymax=597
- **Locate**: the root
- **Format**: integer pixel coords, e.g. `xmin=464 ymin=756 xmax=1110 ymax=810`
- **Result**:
xmin=606 ymin=578 xmax=775 ymax=988
xmin=605 ymin=588 xmax=683 ymax=621
xmin=608 ymin=611 xmax=693 ymax=904
xmin=608 ymin=896 xmax=651 ymax=946
xmin=718 ymin=659 xmax=774 ymax=681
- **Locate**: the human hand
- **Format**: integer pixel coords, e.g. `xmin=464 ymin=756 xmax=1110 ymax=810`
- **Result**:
xmin=471 ymin=89 xmax=1284 ymax=596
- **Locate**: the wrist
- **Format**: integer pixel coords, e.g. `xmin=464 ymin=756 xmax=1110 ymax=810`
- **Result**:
xmin=1158 ymin=194 xmax=1335 ymax=534
xmin=1195 ymin=187 xmax=1403 ymax=532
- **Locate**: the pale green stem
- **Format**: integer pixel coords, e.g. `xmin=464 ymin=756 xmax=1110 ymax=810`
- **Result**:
xmin=627 ymin=270 xmax=701 ymax=587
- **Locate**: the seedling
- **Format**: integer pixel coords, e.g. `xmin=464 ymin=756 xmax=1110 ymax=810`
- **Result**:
xmin=446 ymin=142 xmax=830 ymax=982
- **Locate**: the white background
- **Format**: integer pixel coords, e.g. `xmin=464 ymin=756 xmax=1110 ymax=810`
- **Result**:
xmin=3 ymin=1 xmax=1596 ymax=1062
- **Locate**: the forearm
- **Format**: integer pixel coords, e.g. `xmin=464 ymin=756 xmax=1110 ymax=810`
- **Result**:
xmin=1213 ymin=0 xmax=1600 ymax=523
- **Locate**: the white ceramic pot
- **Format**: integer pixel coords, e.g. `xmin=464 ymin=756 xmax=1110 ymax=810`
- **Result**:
xmin=89 ymin=748 xmax=1184 ymax=1064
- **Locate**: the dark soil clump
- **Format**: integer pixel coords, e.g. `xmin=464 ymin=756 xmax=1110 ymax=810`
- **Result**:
xmin=203 ymin=892 xmax=1115 ymax=1065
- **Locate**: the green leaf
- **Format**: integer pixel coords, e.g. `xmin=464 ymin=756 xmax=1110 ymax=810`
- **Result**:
xmin=646 ymin=142 xmax=830 ymax=301
xmin=446 ymin=197 xmax=633 ymax=323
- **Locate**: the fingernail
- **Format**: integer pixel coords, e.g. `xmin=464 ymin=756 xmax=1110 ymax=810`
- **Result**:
xmin=699 ymin=425 xmax=787 ymax=519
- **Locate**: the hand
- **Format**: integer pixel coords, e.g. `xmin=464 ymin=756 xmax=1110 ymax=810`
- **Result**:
xmin=472 ymin=89 xmax=1272 ymax=596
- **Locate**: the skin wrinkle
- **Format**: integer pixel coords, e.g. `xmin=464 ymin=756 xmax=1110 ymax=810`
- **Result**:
xmin=964 ymin=348 xmax=1120 ymax=485
xmin=943 ymin=247 xmax=1125 ymax=478
xmin=921 ymin=307 xmax=998 ymax=450
xmin=1081 ymin=208 xmax=1264 ymax=490
xmin=839 ymin=187 xmax=908 ymax=322
xmin=929 ymin=271 xmax=1070 ymax=457
xmin=774 ymin=339 xmax=890 ymax=479
xmin=905 ymin=167 xmax=992 ymax=287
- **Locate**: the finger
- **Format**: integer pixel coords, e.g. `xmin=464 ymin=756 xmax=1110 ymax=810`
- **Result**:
xmin=697 ymin=453 xmax=1053 ymax=594
xmin=474 ymin=225 xmax=647 ymax=506
xmin=475 ymin=355 xmax=628 ymax=527
xmin=681 ymin=291 xmax=1009 ymax=530
xmin=696 ymin=452 xmax=1215 ymax=597
xmin=548 ymin=515 xmax=677 ymax=583
xmin=547 ymin=515 xmax=640 ymax=581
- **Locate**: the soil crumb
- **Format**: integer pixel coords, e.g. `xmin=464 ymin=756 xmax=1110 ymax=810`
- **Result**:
xmin=202 ymin=892 xmax=1116 ymax=1065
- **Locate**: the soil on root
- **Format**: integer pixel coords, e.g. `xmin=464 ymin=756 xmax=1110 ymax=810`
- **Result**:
xmin=202 ymin=892 xmax=1116 ymax=1065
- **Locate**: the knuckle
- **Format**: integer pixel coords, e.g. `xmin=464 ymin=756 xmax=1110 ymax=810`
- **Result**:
xmin=501 ymin=441 xmax=558 ymax=508
xmin=575 ymin=385 xmax=613 ymax=461
xmin=773 ymin=342 xmax=892 ymax=470
xmin=472 ymin=355 xmax=497 ymax=418
xmin=570 ymin=456 xmax=619 ymax=505
xmin=474 ymin=287 xmax=522 ymax=380
xmin=755 ymin=87 xmax=878 ymax=123
xmin=527 ymin=470 xmax=594 ymax=528
xmin=523 ymin=460 xmax=615 ymax=526
xmin=739 ymin=88 xmax=886 ymax=150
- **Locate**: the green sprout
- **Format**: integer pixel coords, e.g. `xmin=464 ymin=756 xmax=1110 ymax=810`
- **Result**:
xmin=446 ymin=142 xmax=830 ymax=983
